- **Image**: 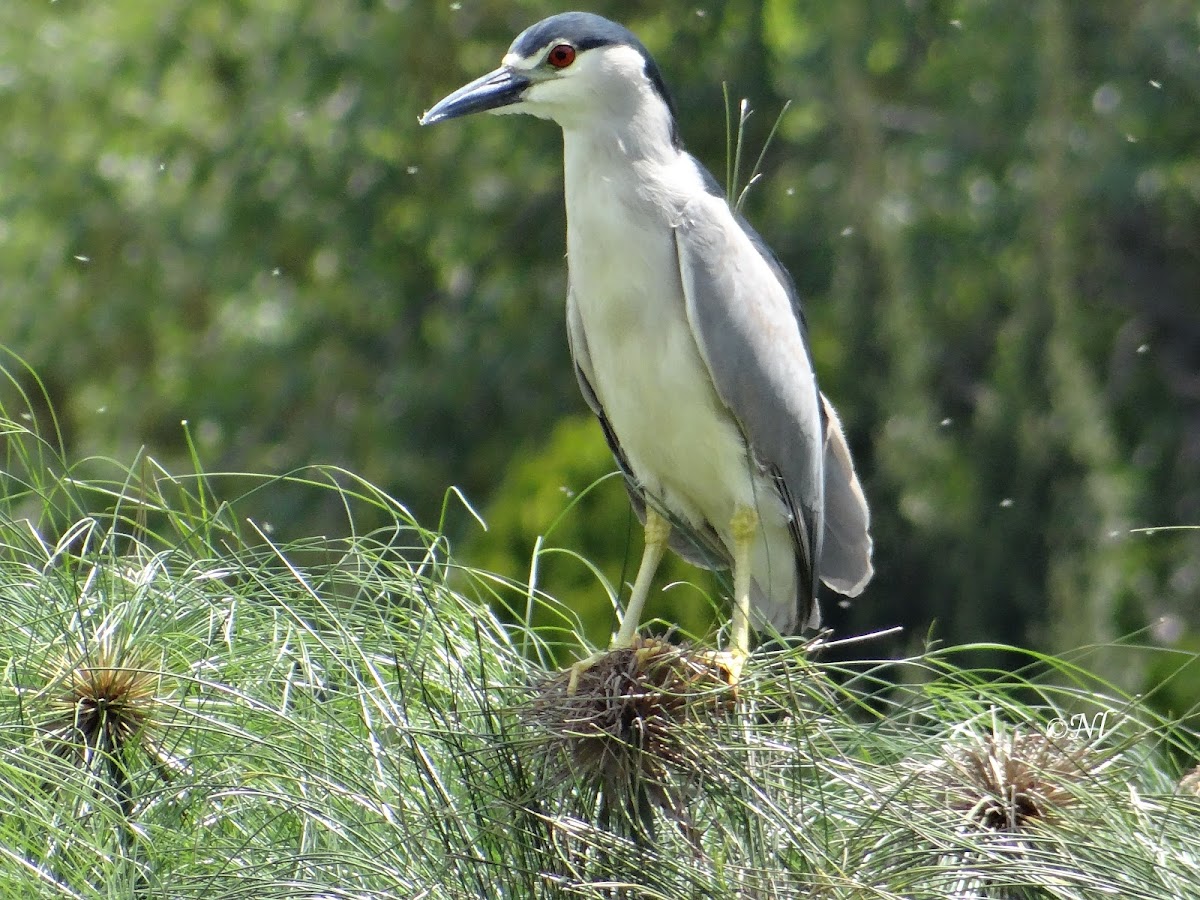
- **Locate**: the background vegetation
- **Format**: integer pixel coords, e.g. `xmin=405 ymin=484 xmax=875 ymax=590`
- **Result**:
xmin=2 ymin=1 xmax=1198 ymax=698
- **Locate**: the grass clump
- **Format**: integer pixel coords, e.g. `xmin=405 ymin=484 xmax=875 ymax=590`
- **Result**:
xmin=2 ymin=360 xmax=1200 ymax=898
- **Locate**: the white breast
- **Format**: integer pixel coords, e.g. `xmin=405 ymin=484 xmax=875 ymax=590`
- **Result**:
xmin=563 ymin=138 xmax=746 ymax=526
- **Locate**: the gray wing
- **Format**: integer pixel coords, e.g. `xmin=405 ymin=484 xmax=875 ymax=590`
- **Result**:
xmin=566 ymin=290 xmax=727 ymax=570
xmin=674 ymin=192 xmax=827 ymax=613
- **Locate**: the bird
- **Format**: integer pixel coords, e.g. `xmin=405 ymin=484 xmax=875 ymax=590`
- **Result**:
xmin=421 ymin=12 xmax=872 ymax=683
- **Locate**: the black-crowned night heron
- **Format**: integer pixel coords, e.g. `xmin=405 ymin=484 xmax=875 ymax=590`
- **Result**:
xmin=422 ymin=12 xmax=873 ymax=682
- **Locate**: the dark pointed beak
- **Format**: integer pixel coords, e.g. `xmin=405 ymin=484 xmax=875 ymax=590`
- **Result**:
xmin=420 ymin=66 xmax=530 ymax=125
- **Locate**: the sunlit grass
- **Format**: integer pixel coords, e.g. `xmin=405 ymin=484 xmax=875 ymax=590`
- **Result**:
xmin=2 ymin=362 xmax=1199 ymax=898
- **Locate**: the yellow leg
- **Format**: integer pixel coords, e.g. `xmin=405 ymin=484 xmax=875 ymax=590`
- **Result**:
xmin=613 ymin=506 xmax=670 ymax=648
xmin=712 ymin=505 xmax=758 ymax=685
xmin=567 ymin=507 xmax=670 ymax=693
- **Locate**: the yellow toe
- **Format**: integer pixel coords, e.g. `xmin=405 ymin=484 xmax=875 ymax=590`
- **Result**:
xmin=702 ymin=648 xmax=748 ymax=687
xmin=565 ymin=651 xmax=607 ymax=696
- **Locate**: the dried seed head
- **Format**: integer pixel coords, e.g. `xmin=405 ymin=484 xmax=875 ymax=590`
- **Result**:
xmin=39 ymin=639 xmax=164 ymax=768
xmin=526 ymin=638 xmax=735 ymax=837
xmin=1179 ymin=764 xmax=1200 ymax=797
xmin=938 ymin=728 xmax=1097 ymax=832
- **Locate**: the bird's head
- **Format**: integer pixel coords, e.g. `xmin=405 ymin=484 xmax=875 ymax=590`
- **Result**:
xmin=420 ymin=12 xmax=679 ymax=145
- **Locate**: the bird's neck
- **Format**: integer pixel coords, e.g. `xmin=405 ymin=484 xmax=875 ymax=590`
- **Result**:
xmin=560 ymin=100 xmax=679 ymax=183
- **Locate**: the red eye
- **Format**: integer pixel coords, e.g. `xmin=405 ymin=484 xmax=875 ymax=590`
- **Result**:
xmin=547 ymin=43 xmax=576 ymax=69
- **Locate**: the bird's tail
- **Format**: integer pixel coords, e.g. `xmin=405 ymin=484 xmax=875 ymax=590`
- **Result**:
xmin=817 ymin=394 xmax=873 ymax=597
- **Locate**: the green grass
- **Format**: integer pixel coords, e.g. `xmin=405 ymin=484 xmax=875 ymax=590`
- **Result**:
xmin=2 ymin=362 xmax=1199 ymax=899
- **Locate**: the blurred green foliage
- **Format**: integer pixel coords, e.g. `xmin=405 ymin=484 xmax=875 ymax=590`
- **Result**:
xmin=467 ymin=414 xmax=721 ymax=650
xmin=1 ymin=0 xmax=1197 ymax=679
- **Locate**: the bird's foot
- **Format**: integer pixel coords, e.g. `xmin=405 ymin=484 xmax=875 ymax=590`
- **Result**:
xmin=565 ymin=650 xmax=607 ymax=696
xmin=700 ymin=648 xmax=748 ymax=688
xmin=565 ymin=635 xmax=661 ymax=695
